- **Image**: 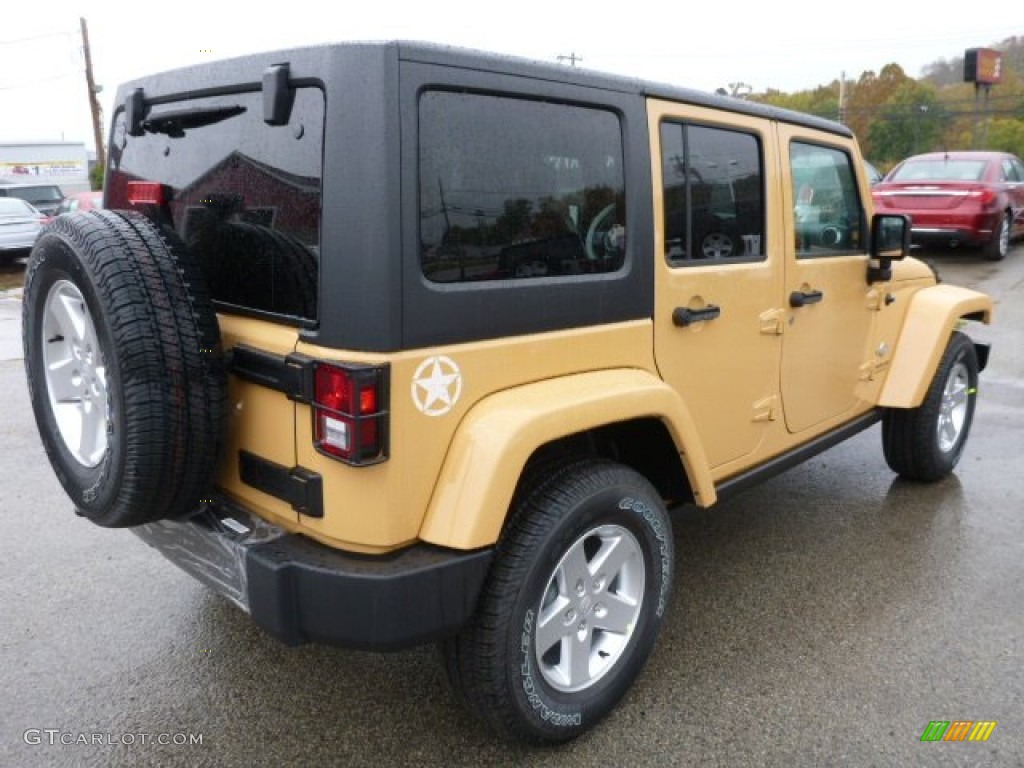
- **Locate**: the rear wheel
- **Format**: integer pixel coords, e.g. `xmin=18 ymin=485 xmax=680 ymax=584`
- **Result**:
xmin=882 ymin=331 xmax=978 ymax=481
xmin=440 ymin=459 xmax=674 ymax=743
xmin=982 ymin=212 xmax=1009 ymax=261
xmin=22 ymin=210 xmax=226 ymax=526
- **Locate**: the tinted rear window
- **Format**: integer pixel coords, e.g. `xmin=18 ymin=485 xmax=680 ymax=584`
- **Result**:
xmin=890 ymin=159 xmax=988 ymax=182
xmin=107 ymin=87 xmax=324 ymax=323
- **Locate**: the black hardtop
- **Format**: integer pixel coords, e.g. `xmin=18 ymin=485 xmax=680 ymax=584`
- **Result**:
xmin=115 ymin=39 xmax=850 ymax=139
xmin=398 ymin=41 xmax=851 ymax=138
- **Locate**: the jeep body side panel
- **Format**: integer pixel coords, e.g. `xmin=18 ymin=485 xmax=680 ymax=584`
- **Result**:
xmin=878 ymin=284 xmax=993 ymax=408
xmin=418 ymin=368 xmax=715 ymax=550
xmin=295 ymin=322 xmax=662 ymax=552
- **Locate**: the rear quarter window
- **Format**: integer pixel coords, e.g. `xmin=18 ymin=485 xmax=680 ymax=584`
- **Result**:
xmin=418 ymin=91 xmax=626 ymax=283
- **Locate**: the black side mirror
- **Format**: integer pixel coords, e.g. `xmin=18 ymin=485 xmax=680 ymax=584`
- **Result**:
xmin=868 ymin=213 xmax=910 ymax=283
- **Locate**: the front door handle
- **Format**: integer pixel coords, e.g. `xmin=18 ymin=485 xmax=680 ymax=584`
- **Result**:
xmin=789 ymin=289 xmax=824 ymax=308
xmin=673 ymin=305 xmax=721 ymax=327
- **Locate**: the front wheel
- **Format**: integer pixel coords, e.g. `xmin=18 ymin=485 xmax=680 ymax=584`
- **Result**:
xmin=441 ymin=459 xmax=674 ymax=743
xmin=882 ymin=331 xmax=979 ymax=481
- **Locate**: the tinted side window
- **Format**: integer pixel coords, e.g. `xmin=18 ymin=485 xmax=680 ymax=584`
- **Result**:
xmin=419 ymin=92 xmax=625 ymax=283
xmin=108 ymin=87 xmax=324 ymax=322
xmin=660 ymin=122 xmax=764 ymax=264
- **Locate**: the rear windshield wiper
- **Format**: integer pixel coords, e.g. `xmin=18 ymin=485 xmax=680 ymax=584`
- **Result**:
xmin=142 ymin=105 xmax=246 ymax=137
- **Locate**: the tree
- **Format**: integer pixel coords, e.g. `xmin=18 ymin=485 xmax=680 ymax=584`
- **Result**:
xmin=844 ymin=64 xmax=913 ymax=149
xmin=89 ymin=162 xmax=104 ymax=191
xmin=864 ymin=81 xmax=946 ymax=163
xmin=747 ymin=38 xmax=1023 ymax=162
xmin=985 ymin=118 xmax=1024 ymax=157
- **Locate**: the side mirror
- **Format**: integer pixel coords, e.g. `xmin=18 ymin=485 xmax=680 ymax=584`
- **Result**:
xmin=868 ymin=213 xmax=910 ymax=283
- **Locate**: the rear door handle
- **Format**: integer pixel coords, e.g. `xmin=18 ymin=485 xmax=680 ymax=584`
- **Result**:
xmin=789 ymin=290 xmax=824 ymax=308
xmin=673 ymin=305 xmax=721 ymax=326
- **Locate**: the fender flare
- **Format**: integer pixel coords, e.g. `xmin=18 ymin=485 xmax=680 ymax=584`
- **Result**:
xmin=418 ymin=368 xmax=715 ymax=550
xmin=878 ymin=284 xmax=993 ymax=408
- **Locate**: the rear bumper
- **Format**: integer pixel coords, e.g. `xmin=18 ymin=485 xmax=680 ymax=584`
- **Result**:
xmin=133 ymin=496 xmax=493 ymax=650
xmin=911 ymin=226 xmax=990 ymax=247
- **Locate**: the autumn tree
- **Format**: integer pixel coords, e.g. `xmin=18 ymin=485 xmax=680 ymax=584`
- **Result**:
xmin=864 ymin=81 xmax=946 ymax=163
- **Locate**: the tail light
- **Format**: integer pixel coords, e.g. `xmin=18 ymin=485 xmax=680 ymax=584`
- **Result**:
xmin=967 ymin=188 xmax=998 ymax=206
xmin=127 ymin=181 xmax=165 ymax=206
xmin=313 ymin=362 xmax=388 ymax=465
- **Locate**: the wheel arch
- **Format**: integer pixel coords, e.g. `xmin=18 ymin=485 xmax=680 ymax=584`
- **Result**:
xmin=418 ymin=369 xmax=714 ymax=550
xmin=878 ymin=284 xmax=993 ymax=409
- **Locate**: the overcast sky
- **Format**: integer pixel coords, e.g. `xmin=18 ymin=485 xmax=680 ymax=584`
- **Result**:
xmin=1 ymin=1 xmax=1016 ymax=153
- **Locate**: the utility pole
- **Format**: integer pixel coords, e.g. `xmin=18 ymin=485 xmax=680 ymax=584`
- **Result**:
xmin=80 ymin=17 xmax=106 ymax=174
xmin=838 ymin=71 xmax=846 ymax=124
xmin=557 ymin=52 xmax=583 ymax=67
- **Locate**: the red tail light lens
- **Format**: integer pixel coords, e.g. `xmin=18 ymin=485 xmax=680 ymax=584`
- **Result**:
xmin=967 ymin=188 xmax=998 ymax=206
xmin=313 ymin=363 xmax=388 ymax=465
xmin=127 ymin=181 xmax=165 ymax=206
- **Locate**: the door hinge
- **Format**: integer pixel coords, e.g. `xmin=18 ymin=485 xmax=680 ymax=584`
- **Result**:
xmin=858 ymin=358 xmax=890 ymax=381
xmin=759 ymin=309 xmax=786 ymax=335
xmin=239 ymin=450 xmax=324 ymax=518
xmin=228 ymin=344 xmax=315 ymax=404
xmin=865 ymin=290 xmax=896 ymax=312
xmin=752 ymin=395 xmax=779 ymax=422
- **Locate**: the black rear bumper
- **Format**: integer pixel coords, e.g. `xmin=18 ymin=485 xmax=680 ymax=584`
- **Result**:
xmin=133 ymin=498 xmax=492 ymax=651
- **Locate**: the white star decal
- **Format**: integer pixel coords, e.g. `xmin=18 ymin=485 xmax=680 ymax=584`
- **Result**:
xmin=411 ymin=356 xmax=463 ymax=416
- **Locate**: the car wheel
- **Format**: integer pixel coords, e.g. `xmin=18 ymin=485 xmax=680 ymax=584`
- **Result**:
xmin=22 ymin=210 xmax=226 ymax=527
xmin=700 ymin=231 xmax=736 ymax=259
xmin=882 ymin=331 xmax=978 ymax=482
xmin=982 ymin=212 xmax=1009 ymax=261
xmin=440 ymin=459 xmax=674 ymax=744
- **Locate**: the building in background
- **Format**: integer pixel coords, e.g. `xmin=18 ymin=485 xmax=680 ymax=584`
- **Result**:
xmin=0 ymin=141 xmax=92 ymax=196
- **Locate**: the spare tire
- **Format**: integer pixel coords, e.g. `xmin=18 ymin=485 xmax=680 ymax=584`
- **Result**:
xmin=22 ymin=210 xmax=226 ymax=527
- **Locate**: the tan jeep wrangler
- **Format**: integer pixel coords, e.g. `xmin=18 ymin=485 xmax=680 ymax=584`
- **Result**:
xmin=21 ymin=41 xmax=992 ymax=743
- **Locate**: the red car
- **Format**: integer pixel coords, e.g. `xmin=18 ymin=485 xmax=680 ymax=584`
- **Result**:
xmin=871 ymin=150 xmax=1024 ymax=260
xmin=55 ymin=191 xmax=104 ymax=215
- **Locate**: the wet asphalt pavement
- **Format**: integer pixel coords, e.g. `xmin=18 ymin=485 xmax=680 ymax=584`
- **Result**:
xmin=0 ymin=248 xmax=1022 ymax=767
